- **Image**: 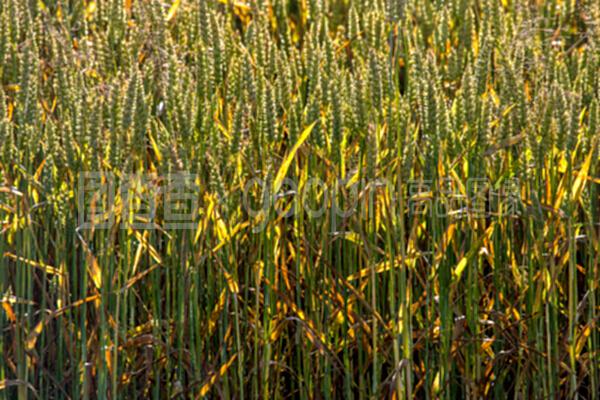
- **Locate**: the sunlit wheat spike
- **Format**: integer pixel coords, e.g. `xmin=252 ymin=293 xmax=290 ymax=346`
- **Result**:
xmin=288 ymin=99 xmax=301 ymax=145
xmin=122 ymin=69 xmax=138 ymax=133
xmin=366 ymin=122 xmax=377 ymax=181
xmin=308 ymin=0 xmax=324 ymax=21
xmin=369 ymin=49 xmax=383 ymax=115
xmin=322 ymin=32 xmax=335 ymax=100
xmin=474 ymin=36 xmax=491 ymax=98
xmin=567 ymin=93 xmax=581 ymax=154
xmin=17 ymin=42 xmax=39 ymax=128
xmin=586 ymin=98 xmax=598 ymax=155
xmin=109 ymin=84 xmax=123 ymax=169
xmin=208 ymin=153 xmax=226 ymax=205
xmin=0 ymin=87 xmax=6 ymax=121
xmin=306 ymin=80 xmax=324 ymax=148
xmin=329 ymin=78 xmax=343 ymax=155
xmin=0 ymin=94 xmax=7 ymax=161
xmin=434 ymin=79 xmax=451 ymax=148
xmin=348 ymin=5 xmax=361 ymax=43
xmin=134 ymin=72 xmax=150 ymax=154
xmin=275 ymin=55 xmax=292 ymax=112
xmin=555 ymin=85 xmax=569 ymax=153
xmin=230 ymin=103 xmax=245 ymax=155
xmin=89 ymin=99 xmax=104 ymax=170
xmin=49 ymin=117 xmax=64 ymax=169
xmin=226 ymin=57 xmax=241 ymax=107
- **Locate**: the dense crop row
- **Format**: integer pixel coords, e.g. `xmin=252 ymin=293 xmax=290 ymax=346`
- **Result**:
xmin=0 ymin=0 xmax=599 ymax=398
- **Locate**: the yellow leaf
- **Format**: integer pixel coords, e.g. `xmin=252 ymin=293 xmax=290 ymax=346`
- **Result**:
xmin=217 ymin=0 xmax=252 ymax=13
xmin=4 ymin=253 xmax=62 ymax=276
xmin=215 ymin=118 xmax=231 ymax=140
xmin=133 ymin=231 xmax=163 ymax=264
xmin=571 ymin=142 xmax=594 ymax=202
xmin=77 ymin=236 xmax=103 ymax=289
xmin=488 ymin=85 xmax=500 ymax=106
xmin=88 ymin=254 xmax=103 ymax=289
xmin=481 ymin=338 xmax=495 ymax=355
xmin=339 ymin=231 xmax=362 ymax=245
xmin=208 ymin=289 xmax=227 ymax=335
xmin=223 ymin=270 xmax=239 ymax=293
xmin=212 ymin=222 xmax=248 ymax=253
xmin=553 ymin=142 xmax=594 ymax=210
xmin=454 ymin=257 xmax=468 ymax=280
xmin=575 ymin=326 xmax=591 ymax=356
xmin=472 ymin=31 xmax=479 ymax=57
xmin=54 ymin=294 xmax=101 ymax=317
xmin=215 ymin=216 xmax=229 ymax=241
xmin=1 ymin=301 xmax=16 ymax=322
xmin=199 ymin=354 xmax=238 ymax=396
xmin=105 ymin=343 xmax=114 ymax=376
xmin=432 ymin=371 xmax=441 ymax=394
xmin=195 ymin=196 xmax=215 ymax=244
xmin=34 ymin=159 xmax=46 ymax=182
xmin=166 ymin=0 xmax=182 ymax=22
xmin=347 ymin=254 xmax=415 ymax=281
xmin=410 ymin=191 xmax=434 ymax=201
xmin=6 ymin=84 xmax=21 ymax=92
xmin=524 ymin=81 xmax=531 ymax=101
xmin=452 ymin=226 xmax=494 ymax=280
xmin=272 ymin=121 xmax=317 ymax=194
xmin=132 ymin=232 xmax=147 ymax=274
xmin=344 ymin=169 xmax=360 ymax=189
xmin=7 ymin=102 xmax=14 ymax=120
xmin=85 ymin=1 xmax=96 ymax=19
xmin=25 ymin=314 xmax=51 ymax=351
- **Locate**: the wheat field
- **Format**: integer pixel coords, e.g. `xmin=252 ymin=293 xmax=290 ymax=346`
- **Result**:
xmin=0 ymin=0 xmax=599 ymax=398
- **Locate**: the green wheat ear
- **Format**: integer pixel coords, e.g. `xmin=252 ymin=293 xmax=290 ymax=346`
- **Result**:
xmin=0 ymin=87 xmax=6 ymax=120
xmin=0 ymin=88 xmax=7 ymax=161
xmin=586 ymin=99 xmax=598 ymax=156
